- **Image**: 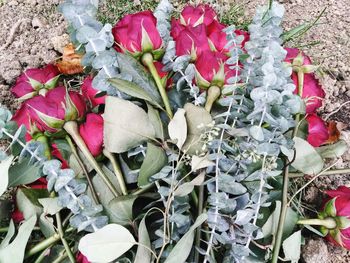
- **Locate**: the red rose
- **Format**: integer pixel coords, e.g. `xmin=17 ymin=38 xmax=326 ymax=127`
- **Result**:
xmin=26 ymin=86 xmax=86 ymax=133
xmin=194 ymin=50 xmax=234 ymax=89
xmin=76 ymin=252 xmax=90 ymax=263
xmin=112 ymin=11 xmax=163 ymax=59
xmin=79 ymin=113 xmax=104 ymax=157
xmin=285 ymin=48 xmax=325 ymax=114
xmin=11 ymin=65 xmax=60 ymax=100
xmin=306 ymin=114 xmax=329 ymax=147
xmin=180 ymin=4 xmax=217 ymax=27
xmin=319 ymin=186 xmax=350 ymax=250
xmin=81 ymin=76 xmax=106 ymax=108
xmin=171 ymin=22 xmax=210 ymax=59
xmin=154 ymin=61 xmax=172 ymax=89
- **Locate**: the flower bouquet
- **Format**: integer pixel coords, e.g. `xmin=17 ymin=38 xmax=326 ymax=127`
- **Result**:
xmin=0 ymin=0 xmax=348 ymax=262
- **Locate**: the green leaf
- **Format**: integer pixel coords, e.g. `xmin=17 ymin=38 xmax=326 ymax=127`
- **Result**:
xmin=134 ymin=215 xmax=152 ymax=263
xmin=0 ymin=216 xmax=37 ymax=263
xmin=109 ymin=78 xmax=164 ymax=110
xmin=282 ymin=230 xmax=302 ymax=263
xmin=38 ymin=198 xmax=62 ymax=215
xmin=0 ymin=220 xmax=15 ymax=249
xmin=52 ymin=139 xmax=72 ymax=161
xmin=168 ymin=108 xmax=187 ymax=150
xmin=174 ymin=172 xmax=205 ymax=197
xmin=164 ymin=213 xmax=208 ymax=263
xmin=8 ymin=158 xmax=42 ymax=187
xmin=147 ymin=103 xmax=165 ymax=140
xmin=78 ymin=224 xmax=136 ymax=262
xmin=0 ymin=156 xmax=13 ymax=197
xmin=138 ymin=143 xmax=168 ymax=187
xmin=316 ymin=140 xmax=348 ymax=159
xmin=183 ymin=103 xmax=213 ymax=155
xmin=191 ymin=155 xmax=214 ymax=171
xmin=262 ymin=201 xmax=298 ymax=239
xmin=16 ymin=188 xmax=48 ymax=220
xmin=39 ymin=213 xmax=55 ymax=238
xmin=292 ymin=137 xmax=324 ymax=175
xmin=107 ymin=195 xmax=137 ymax=225
xmin=116 ymin=53 xmax=162 ymax=104
xmin=104 ymin=96 xmax=156 ymax=153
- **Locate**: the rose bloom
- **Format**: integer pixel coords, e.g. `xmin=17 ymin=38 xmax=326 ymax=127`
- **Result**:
xmin=305 ymin=114 xmax=329 ymax=147
xmin=11 ymin=64 xmax=60 ymax=100
xmin=112 ymin=11 xmax=163 ymax=59
xmin=81 ymin=76 xmax=106 ymax=108
xmin=285 ymin=48 xmax=325 ymax=114
xmin=79 ymin=113 xmax=104 ymax=157
xmin=179 ymin=4 xmax=217 ymax=27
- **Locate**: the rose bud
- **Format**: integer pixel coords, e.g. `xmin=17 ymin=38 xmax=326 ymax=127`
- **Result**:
xmin=171 ymin=22 xmax=210 ymax=60
xmin=81 ymin=76 xmax=106 ymax=108
xmin=180 ymin=4 xmax=217 ymax=27
xmin=79 ymin=113 xmax=104 ymax=157
xmin=112 ymin=11 xmax=163 ymax=59
xmin=306 ymin=114 xmax=329 ymax=147
xmin=12 ymin=104 xmax=40 ymax=142
xmin=11 ymin=64 xmax=60 ymax=101
xmin=154 ymin=61 xmax=172 ymax=89
xmin=26 ymin=86 xmax=86 ymax=133
xmin=285 ymin=48 xmax=325 ymax=114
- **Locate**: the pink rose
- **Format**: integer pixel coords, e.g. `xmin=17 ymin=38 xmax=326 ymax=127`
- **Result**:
xmin=171 ymin=22 xmax=210 ymax=59
xmin=306 ymin=114 xmax=329 ymax=147
xmin=180 ymin=4 xmax=217 ymax=27
xmin=26 ymin=86 xmax=86 ymax=133
xmin=285 ymin=48 xmax=325 ymax=114
xmin=79 ymin=113 xmax=104 ymax=157
xmin=194 ymin=50 xmax=234 ymax=89
xmin=112 ymin=11 xmax=163 ymax=59
xmin=81 ymin=76 xmax=106 ymax=108
xmin=319 ymin=186 xmax=350 ymax=250
xmin=76 ymin=252 xmax=90 ymax=263
xmin=11 ymin=64 xmax=60 ymax=100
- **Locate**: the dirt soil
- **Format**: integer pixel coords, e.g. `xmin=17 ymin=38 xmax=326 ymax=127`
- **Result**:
xmin=0 ymin=0 xmax=349 ymax=262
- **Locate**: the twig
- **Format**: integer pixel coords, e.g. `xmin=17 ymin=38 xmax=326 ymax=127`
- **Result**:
xmin=289 ymin=167 xmax=350 ymax=178
xmin=55 ymin=213 xmax=76 ymax=263
xmin=324 ymin=100 xmax=350 ymax=121
xmin=0 ymin=19 xmax=30 ymax=51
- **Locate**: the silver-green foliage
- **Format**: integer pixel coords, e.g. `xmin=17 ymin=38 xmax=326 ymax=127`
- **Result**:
xmin=204 ymin=2 xmax=303 ymax=262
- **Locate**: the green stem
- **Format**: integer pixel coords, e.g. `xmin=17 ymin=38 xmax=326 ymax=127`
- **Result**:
xmin=103 ymin=149 xmax=128 ymax=196
xmin=132 ymin=183 xmax=155 ymax=195
xmin=55 ymin=213 xmax=75 ymax=263
xmin=34 ymin=247 xmax=52 ymax=263
xmin=66 ymin=136 xmax=100 ymax=204
xmin=205 ymin=86 xmax=221 ymax=112
xmin=271 ymin=164 xmax=289 ymax=263
xmin=297 ymin=218 xmax=337 ymax=229
xmin=194 ymin=185 xmax=204 ymax=262
xmin=290 ymin=168 xmax=350 ymax=178
xmin=0 ymin=226 xmax=40 ymax=233
xmin=63 ymin=121 xmax=120 ymax=198
xmin=142 ymin=53 xmax=173 ymax=118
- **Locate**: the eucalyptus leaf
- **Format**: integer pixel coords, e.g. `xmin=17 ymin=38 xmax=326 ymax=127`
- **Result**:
xmin=183 ymin=103 xmax=213 ymax=155
xmin=164 ymin=213 xmax=207 ymax=263
xmin=282 ymin=230 xmax=301 ymax=263
xmin=0 ymin=216 xmax=36 ymax=263
xmin=138 ymin=143 xmax=167 ymax=187
xmin=109 ymin=78 xmax=163 ymax=109
xmin=174 ymin=172 xmax=205 ymax=197
xmin=0 ymin=156 xmax=13 ymax=197
xmin=8 ymin=158 xmax=42 ymax=187
xmin=116 ymin=53 xmax=162 ymax=104
xmin=107 ymin=195 xmax=137 ymax=225
xmin=134 ymin=215 xmax=152 ymax=263
xmin=78 ymin=224 xmax=136 ymax=262
xmin=191 ymin=155 xmax=215 ymax=171
xmin=292 ymin=137 xmax=324 ymax=175
xmin=168 ymin=108 xmax=187 ymax=150
xmin=104 ymin=96 xmax=156 ymax=153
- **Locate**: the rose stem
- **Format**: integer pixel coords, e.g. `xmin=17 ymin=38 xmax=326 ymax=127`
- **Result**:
xmin=63 ymin=121 xmax=120 ymax=198
xmin=297 ymin=218 xmax=337 ymax=229
xmin=271 ymin=69 xmax=305 ymax=263
xmin=141 ymin=53 xmax=173 ymax=118
xmin=103 ymin=149 xmax=128 ymax=196
xmin=66 ymin=135 xmax=100 ymax=204
xmin=25 ymin=227 xmax=75 ymax=258
xmin=55 ymin=212 xmax=76 ymax=263
xmin=289 ymin=168 xmax=350 ymax=178
xmin=205 ymin=86 xmax=221 ymax=112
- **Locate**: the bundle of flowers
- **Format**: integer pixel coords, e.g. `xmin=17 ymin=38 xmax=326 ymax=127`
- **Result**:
xmin=0 ymin=0 xmax=348 ymax=262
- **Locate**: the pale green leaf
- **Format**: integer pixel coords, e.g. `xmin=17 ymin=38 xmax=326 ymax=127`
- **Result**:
xmin=250 ymin=125 xmax=264 ymax=141
xmin=38 ymin=198 xmax=62 ymax=215
xmin=164 ymin=213 xmax=208 ymax=263
xmin=16 ymin=188 xmax=48 ymax=220
xmin=0 ymin=156 xmax=13 ymax=197
xmin=107 ymin=195 xmax=137 ymax=225
xmin=174 ymin=172 xmax=205 ymax=197
xmin=8 ymin=158 xmax=41 ymax=187
xmin=168 ymin=108 xmax=187 ymax=149
xmin=134 ymin=215 xmax=152 ymax=263
xmin=191 ymin=156 xmax=215 ymax=171
xmin=0 ymin=216 xmax=36 ymax=263
xmin=282 ymin=230 xmax=302 ymax=263
xmin=0 ymin=220 xmax=15 ymax=249
xmin=138 ymin=143 xmax=167 ymax=187
xmin=147 ymin=103 xmax=165 ymax=140
xmin=104 ymin=96 xmax=156 ymax=153
xmin=316 ymin=140 xmax=348 ymax=159
xmin=183 ymin=104 xmax=213 ymax=155
xmin=78 ymin=224 xmax=136 ymax=262
xmin=39 ymin=213 xmax=55 ymax=238
xmin=292 ymin=137 xmax=324 ymax=175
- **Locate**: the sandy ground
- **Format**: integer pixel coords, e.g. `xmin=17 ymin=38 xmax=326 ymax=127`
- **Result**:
xmin=0 ymin=0 xmax=349 ymax=262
